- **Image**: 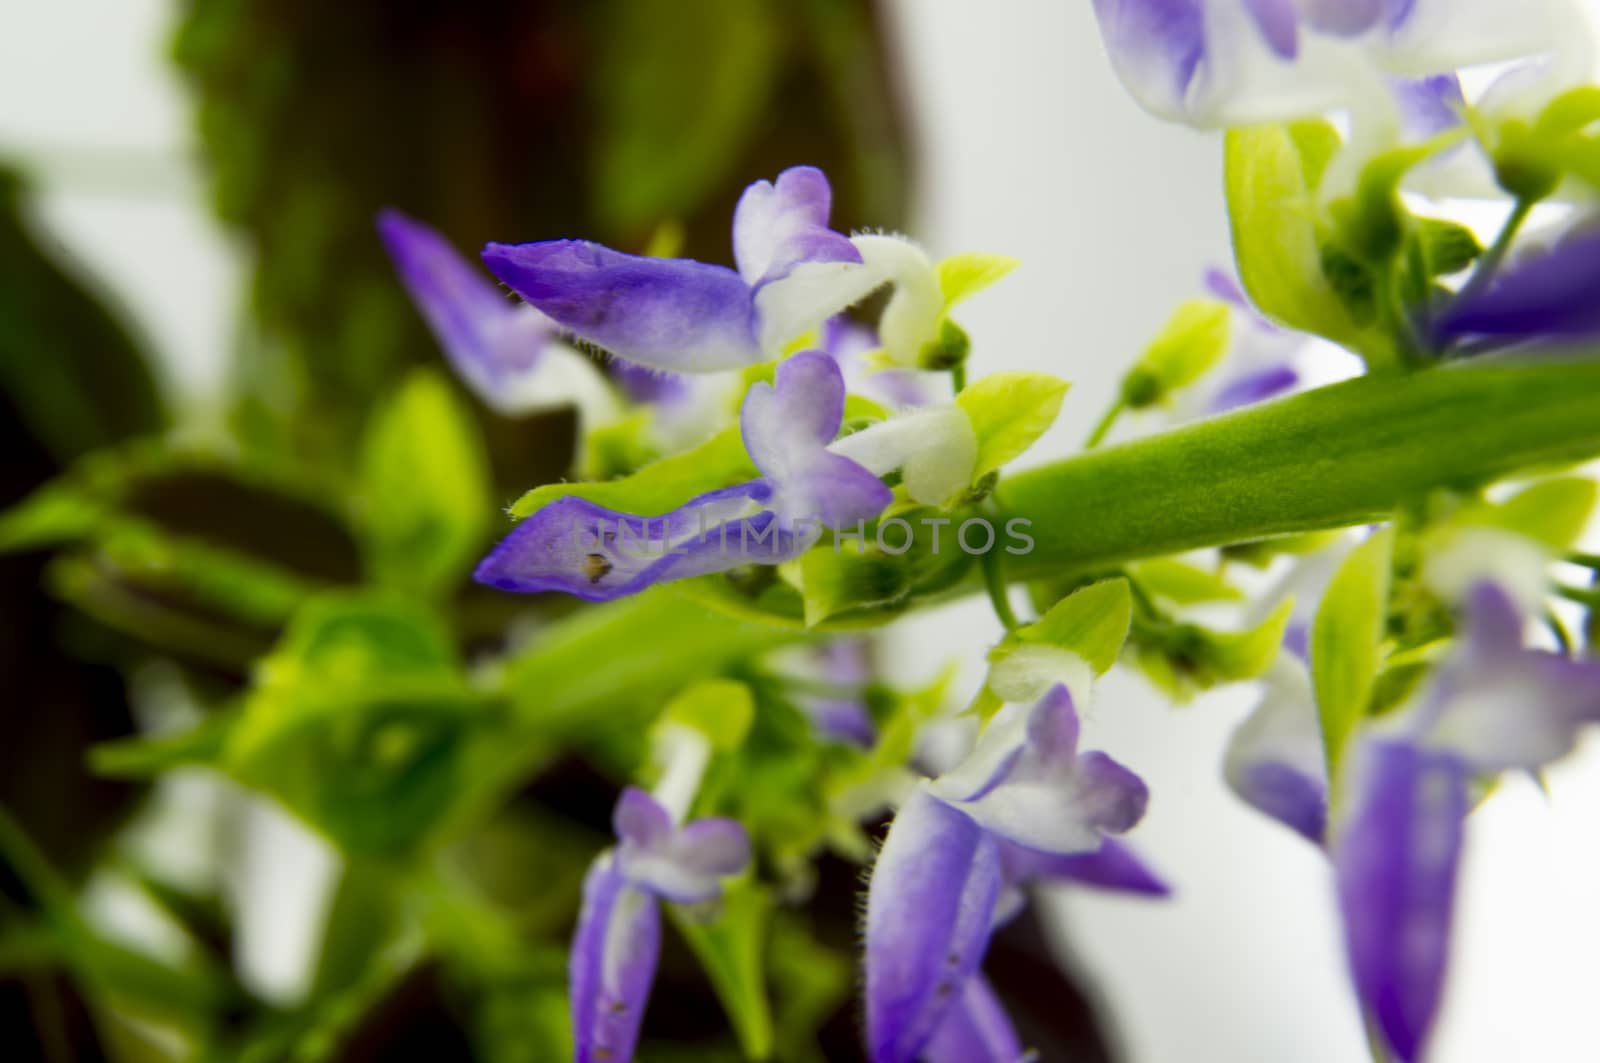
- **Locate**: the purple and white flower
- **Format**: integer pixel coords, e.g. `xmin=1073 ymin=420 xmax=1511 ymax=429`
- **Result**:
xmin=474 ymin=350 xmax=892 ymax=600
xmin=864 ymin=685 xmax=1153 ymax=1062
xmin=482 ymin=167 xmax=881 ymax=373
xmin=1434 ymin=220 xmax=1600 ymax=351
xmin=377 ymin=209 xmax=617 ymax=421
xmin=475 ymin=348 xmax=983 ymax=601
xmin=1090 ymin=0 xmax=1577 ymax=130
xmin=769 ymin=639 xmax=878 ymax=746
xmin=1333 ymin=582 xmax=1600 ymax=1061
xmin=570 ymin=787 xmax=751 ymax=1063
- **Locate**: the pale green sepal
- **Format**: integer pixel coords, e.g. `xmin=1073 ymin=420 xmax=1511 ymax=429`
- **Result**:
xmin=1206 ymin=597 xmax=1294 ymax=680
xmin=1311 ymin=527 xmax=1393 ymax=776
xmin=1016 ymin=578 xmax=1133 ymax=675
xmin=954 ymin=372 xmax=1070 ymax=479
xmin=510 ymin=424 xmax=757 ymax=520
xmin=658 ymin=679 xmax=755 ymax=752
xmin=1130 ymin=559 xmax=1244 ymax=605
xmin=938 ymin=252 xmax=1020 ymax=308
xmin=668 ymin=877 xmax=775 ymax=1061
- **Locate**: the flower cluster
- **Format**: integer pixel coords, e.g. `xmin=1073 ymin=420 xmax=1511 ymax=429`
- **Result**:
xmin=365 ymin=3 xmax=1600 ymax=1050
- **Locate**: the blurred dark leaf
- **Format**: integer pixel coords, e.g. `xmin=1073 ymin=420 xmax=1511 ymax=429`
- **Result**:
xmin=0 ymin=167 xmax=167 ymax=467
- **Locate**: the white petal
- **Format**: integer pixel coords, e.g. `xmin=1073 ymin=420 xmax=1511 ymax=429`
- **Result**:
xmin=754 ymin=260 xmax=884 ymax=357
xmin=827 ymin=406 xmax=977 ymax=506
xmin=1421 ymin=526 xmax=1550 ymax=620
xmin=851 ymin=234 xmax=943 ymax=366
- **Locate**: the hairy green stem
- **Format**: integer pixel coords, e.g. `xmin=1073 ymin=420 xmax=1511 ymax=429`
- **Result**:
xmin=999 ymin=357 xmax=1600 ymax=580
xmin=1084 ymin=396 xmax=1126 ymax=448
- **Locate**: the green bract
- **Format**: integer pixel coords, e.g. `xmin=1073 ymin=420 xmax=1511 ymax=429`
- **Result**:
xmin=1311 ymin=528 xmax=1393 ymax=777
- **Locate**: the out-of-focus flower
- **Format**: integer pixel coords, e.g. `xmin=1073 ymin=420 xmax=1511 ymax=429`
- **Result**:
xmin=483 ymin=167 xmax=879 ymax=373
xmin=771 ymin=639 xmax=878 ymax=746
xmin=865 ymin=685 xmax=1151 ymax=1062
xmin=1334 ymin=582 xmax=1600 ymax=1061
xmin=377 ymin=209 xmax=617 ymax=421
xmin=571 ymin=787 xmax=750 ymax=1063
xmin=1434 ymin=221 xmax=1600 ymax=349
xmin=1090 ymin=0 xmax=1577 ymax=130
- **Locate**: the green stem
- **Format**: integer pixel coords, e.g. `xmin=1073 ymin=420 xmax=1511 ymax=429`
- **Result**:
xmin=1556 ymin=584 xmax=1600 ymax=607
xmin=1452 ymin=197 xmax=1535 ymax=310
xmin=1566 ymin=551 xmax=1600 ymax=570
xmin=1084 ymin=397 xmax=1126 ymax=448
xmin=950 ymin=362 xmax=967 ymax=395
xmin=999 ymin=358 xmax=1600 ymax=581
xmin=981 ymin=542 xmax=1022 ymax=631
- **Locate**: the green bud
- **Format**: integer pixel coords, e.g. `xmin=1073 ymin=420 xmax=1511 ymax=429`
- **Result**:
xmin=918 ymin=318 xmax=971 ymax=370
xmin=1124 ymin=299 xmax=1231 ymax=408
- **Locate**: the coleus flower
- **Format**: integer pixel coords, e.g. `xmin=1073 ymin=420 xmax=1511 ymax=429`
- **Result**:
xmin=864 ymin=684 xmax=1153 ymax=1062
xmin=482 ymin=166 xmax=880 ymax=373
xmin=1228 ymin=580 xmax=1600 ymax=1061
xmin=377 ymin=210 xmax=617 ymax=420
xmin=1334 ymin=582 xmax=1600 ymax=1061
xmin=1089 ymin=0 xmax=1577 ymax=129
xmin=475 ymin=350 xmax=981 ymax=601
xmin=570 ymin=786 xmax=750 ymax=1063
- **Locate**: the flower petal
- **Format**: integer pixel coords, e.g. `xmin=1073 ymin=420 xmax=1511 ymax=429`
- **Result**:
xmin=378 ymin=209 xmax=552 ymax=398
xmin=613 ymin=786 xmax=673 ymax=849
xmin=732 ymin=166 xmax=861 ymax=288
xmin=473 ymin=483 xmax=772 ymax=601
xmin=1000 ymin=837 xmax=1171 ymax=897
xmin=921 ymin=975 xmax=1025 ymax=1063
xmin=955 ymin=750 xmax=1150 ymax=855
xmin=570 ymin=854 xmax=661 ymax=1063
xmin=1334 ymin=738 xmax=1467 ymax=1063
xmin=1224 ymin=658 xmax=1330 ymax=843
xmin=1435 ymin=224 xmax=1600 ymax=346
xmin=1090 ymin=0 xmax=1208 ymax=121
xmin=482 ymin=239 xmax=760 ymax=372
xmin=866 ymin=788 xmax=1003 ymax=1063
xmin=850 ymin=235 xmax=944 ymax=366
xmin=671 ymin=817 xmax=753 ymax=880
xmin=827 ymin=406 xmax=978 ymax=507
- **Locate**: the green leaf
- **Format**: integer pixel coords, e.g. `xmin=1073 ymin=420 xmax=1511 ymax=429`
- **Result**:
xmin=1468 ymin=477 xmax=1597 ymax=550
xmin=1130 ymin=559 xmax=1244 ymax=605
xmin=669 ymin=880 xmax=774 ymax=1060
xmin=0 ymin=479 xmax=106 ymax=553
xmin=360 ymin=369 xmax=492 ymax=596
xmin=1225 ymin=121 xmax=1350 ymax=336
xmin=1017 ymin=578 xmax=1132 ymax=674
xmin=1205 ymin=597 xmax=1294 ymax=680
xmin=1124 ymin=299 xmax=1230 ymax=406
xmin=1311 ymin=528 xmax=1393 ymax=774
xmin=511 ymin=424 xmax=758 ymax=520
xmin=593 ymin=0 xmax=781 ymax=231
xmin=955 ymin=372 xmax=1070 ymax=478
xmin=660 ymin=679 xmax=755 ymax=752
xmin=938 ymin=252 xmax=1020 ymax=308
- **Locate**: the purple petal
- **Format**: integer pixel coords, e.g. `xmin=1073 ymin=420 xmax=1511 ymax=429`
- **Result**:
xmin=1068 ymin=752 xmax=1153 ymax=835
xmin=473 ymin=482 xmax=780 ymax=601
xmin=1208 ymin=364 xmax=1301 ymax=412
xmin=609 ymin=360 xmax=689 ymax=407
xmin=1435 ymin=224 xmax=1600 ymax=346
xmin=570 ymin=855 xmax=661 ymax=1063
xmin=1230 ymin=760 xmax=1328 ymax=844
xmin=482 ymin=239 xmax=761 ymax=372
xmin=1301 ymin=0 xmax=1384 ymax=36
xmin=741 ymin=351 xmax=848 ymax=466
xmin=1000 ymin=837 xmax=1171 ymax=897
xmin=1460 ymin=580 xmax=1525 ymax=663
xmin=1243 ymin=0 xmax=1300 ymax=58
xmin=1389 ymin=75 xmax=1465 ymax=142
xmin=1025 ymin=684 xmax=1081 ymax=765
xmin=920 ymin=975 xmax=1025 ymax=1063
xmin=741 ymin=352 xmax=892 ymax=527
xmin=1090 ymin=0 xmax=1207 ymax=119
xmin=378 ymin=209 xmax=551 ymax=394
xmin=613 ymin=786 xmax=673 ymax=849
xmin=1334 ymin=739 xmax=1467 ymax=1063
xmin=732 ymin=166 xmax=861 ymax=288
xmin=672 ymin=818 xmax=752 ymax=880
xmin=866 ymin=789 xmax=1003 ymax=1063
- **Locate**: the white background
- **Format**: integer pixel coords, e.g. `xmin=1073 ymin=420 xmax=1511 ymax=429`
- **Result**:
xmin=5 ymin=2 xmax=1600 ymax=1060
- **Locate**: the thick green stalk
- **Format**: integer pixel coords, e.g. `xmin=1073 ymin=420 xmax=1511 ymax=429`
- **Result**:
xmin=502 ymin=358 xmax=1600 ymax=722
xmin=998 ymin=357 xmax=1600 ymax=579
